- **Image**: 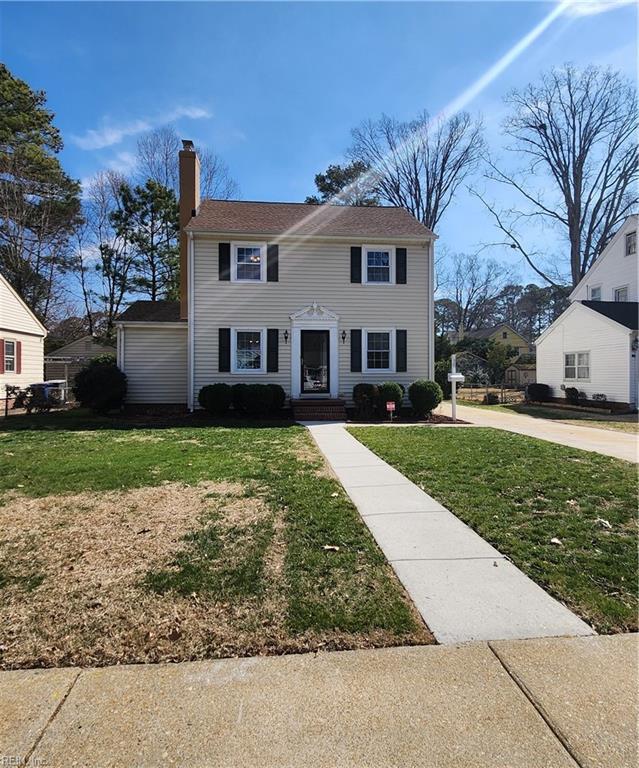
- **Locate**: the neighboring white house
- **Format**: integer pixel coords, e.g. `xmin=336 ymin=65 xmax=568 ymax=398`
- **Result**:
xmin=45 ymin=335 xmax=116 ymax=386
xmin=116 ymin=141 xmax=435 ymax=416
xmin=536 ymin=215 xmax=638 ymax=409
xmin=0 ymin=273 xmax=47 ymax=395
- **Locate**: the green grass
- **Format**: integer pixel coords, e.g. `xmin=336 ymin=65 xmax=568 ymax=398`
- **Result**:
xmin=349 ymin=426 xmax=638 ymax=634
xmin=458 ymin=400 xmax=639 ymax=434
xmin=1 ymin=409 xmax=427 ymax=665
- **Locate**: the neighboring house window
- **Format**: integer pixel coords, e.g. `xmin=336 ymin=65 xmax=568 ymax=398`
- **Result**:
xmin=589 ymin=285 xmax=602 ymax=301
xmin=232 ymin=243 xmax=265 ymax=282
xmin=626 ymin=231 xmax=637 ymax=256
xmin=614 ymin=286 xmax=629 ymax=302
xmin=3 ymin=340 xmax=15 ymax=372
xmin=363 ymin=247 xmax=395 ymax=284
xmin=364 ymin=329 xmax=394 ymax=372
xmin=502 ymin=331 xmax=508 ymax=339
xmin=564 ymin=352 xmax=590 ymax=380
xmin=231 ymin=328 xmax=265 ymax=373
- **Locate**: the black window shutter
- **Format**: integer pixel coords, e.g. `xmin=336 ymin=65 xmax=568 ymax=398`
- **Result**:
xmin=267 ymin=244 xmax=279 ymax=282
xmin=219 ymin=243 xmax=231 ymax=281
xmin=219 ymin=328 xmax=231 ymax=372
xmin=396 ymin=330 xmax=407 ymax=372
xmin=267 ymin=329 xmax=279 ymax=372
xmin=350 ymin=246 xmax=362 ymax=283
xmin=350 ymin=329 xmax=362 ymax=372
xmin=396 ymin=248 xmax=407 ymax=284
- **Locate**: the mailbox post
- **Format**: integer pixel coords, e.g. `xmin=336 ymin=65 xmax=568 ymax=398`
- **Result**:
xmin=447 ymin=354 xmax=465 ymax=423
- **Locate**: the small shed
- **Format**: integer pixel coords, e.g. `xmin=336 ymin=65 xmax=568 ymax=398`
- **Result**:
xmin=44 ymin=335 xmax=116 ymax=387
xmin=505 ymin=362 xmax=537 ymax=389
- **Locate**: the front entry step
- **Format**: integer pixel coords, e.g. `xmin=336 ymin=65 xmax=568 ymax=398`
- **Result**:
xmin=291 ymin=398 xmax=347 ymax=421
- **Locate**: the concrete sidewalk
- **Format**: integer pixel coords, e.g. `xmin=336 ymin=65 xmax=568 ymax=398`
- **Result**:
xmin=438 ymin=402 xmax=638 ymax=463
xmin=2 ymin=635 xmax=636 ymax=768
xmin=307 ymin=422 xmax=593 ymax=644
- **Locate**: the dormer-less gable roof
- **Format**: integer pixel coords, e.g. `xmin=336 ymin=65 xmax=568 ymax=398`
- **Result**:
xmin=569 ymin=215 xmax=638 ymax=301
xmin=185 ymin=199 xmax=435 ymax=240
xmin=0 ymin=273 xmax=47 ymax=336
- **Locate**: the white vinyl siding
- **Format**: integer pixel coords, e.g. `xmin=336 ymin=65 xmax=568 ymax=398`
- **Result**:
xmin=191 ymin=236 xmax=431 ymax=403
xmin=537 ymin=305 xmax=631 ymax=403
xmin=0 ymin=333 xmax=45 ymax=394
xmin=119 ymin=324 xmax=187 ymax=404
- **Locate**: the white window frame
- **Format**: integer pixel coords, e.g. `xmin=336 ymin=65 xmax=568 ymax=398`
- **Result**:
xmin=363 ymin=328 xmax=396 ymax=373
xmin=589 ymin=284 xmax=602 ymax=301
xmin=564 ymin=351 xmax=590 ymax=381
xmin=3 ymin=340 xmax=16 ymax=373
xmin=362 ymin=245 xmax=396 ymax=285
xmin=613 ymin=285 xmax=629 ymax=302
xmin=231 ymin=242 xmax=267 ymax=283
xmin=231 ymin=327 xmax=266 ymax=374
xmin=625 ymin=231 xmax=636 ymax=256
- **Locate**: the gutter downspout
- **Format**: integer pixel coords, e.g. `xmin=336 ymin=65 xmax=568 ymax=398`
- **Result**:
xmin=428 ymin=238 xmax=435 ymax=380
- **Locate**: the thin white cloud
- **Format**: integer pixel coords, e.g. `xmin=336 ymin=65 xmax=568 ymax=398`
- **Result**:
xmin=561 ymin=0 xmax=635 ymax=17
xmin=72 ymin=105 xmax=211 ymax=150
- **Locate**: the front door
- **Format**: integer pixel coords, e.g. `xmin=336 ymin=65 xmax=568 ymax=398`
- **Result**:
xmin=301 ymin=330 xmax=330 ymax=394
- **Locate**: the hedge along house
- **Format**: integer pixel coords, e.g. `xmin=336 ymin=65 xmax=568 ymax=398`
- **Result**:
xmin=116 ymin=141 xmax=436 ymax=417
xmin=0 ymin=272 xmax=47 ymax=397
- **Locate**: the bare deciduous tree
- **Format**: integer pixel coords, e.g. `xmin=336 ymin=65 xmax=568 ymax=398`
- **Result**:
xmin=349 ymin=111 xmax=484 ymax=230
xmin=435 ymin=252 xmax=513 ymax=336
xmin=136 ymin=126 xmax=239 ymax=199
xmin=477 ymin=65 xmax=638 ymax=286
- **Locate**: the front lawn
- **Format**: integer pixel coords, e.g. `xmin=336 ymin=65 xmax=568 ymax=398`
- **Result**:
xmin=0 ymin=411 xmax=430 ymax=669
xmin=349 ymin=426 xmax=637 ymax=634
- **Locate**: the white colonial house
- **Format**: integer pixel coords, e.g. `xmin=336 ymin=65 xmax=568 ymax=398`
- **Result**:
xmin=116 ymin=141 xmax=435 ymax=417
xmin=536 ymin=215 xmax=638 ymax=409
xmin=0 ymin=273 xmax=47 ymax=395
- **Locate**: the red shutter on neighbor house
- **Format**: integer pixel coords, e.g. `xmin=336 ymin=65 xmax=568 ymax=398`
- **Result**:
xmin=0 ymin=340 xmax=4 ymax=374
xmin=16 ymin=341 xmax=22 ymax=374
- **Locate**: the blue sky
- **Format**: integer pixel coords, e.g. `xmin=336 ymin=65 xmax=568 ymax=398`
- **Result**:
xmin=2 ymin=1 xmax=636 ymax=285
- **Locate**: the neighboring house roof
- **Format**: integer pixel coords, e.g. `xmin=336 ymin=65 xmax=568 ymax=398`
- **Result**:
xmin=47 ymin=335 xmax=116 ymax=357
xmin=569 ymin=214 xmax=639 ymax=301
xmin=186 ymin=199 xmax=434 ymax=239
xmin=506 ymin=362 xmax=536 ymax=370
xmin=0 ymin=272 xmax=47 ymax=336
xmin=462 ymin=324 xmax=529 ymax=343
xmin=116 ymin=301 xmax=183 ymax=323
xmin=581 ymin=301 xmax=639 ymax=331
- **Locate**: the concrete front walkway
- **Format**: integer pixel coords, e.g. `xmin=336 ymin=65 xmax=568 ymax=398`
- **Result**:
xmin=306 ymin=422 xmax=594 ymax=645
xmin=438 ymin=401 xmax=638 ymax=463
xmin=2 ymin=635 xmax=636 ymax=768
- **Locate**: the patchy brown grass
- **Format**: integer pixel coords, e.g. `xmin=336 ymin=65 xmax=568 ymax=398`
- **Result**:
xmin=0 ymin=480 xmax=431 ymax=669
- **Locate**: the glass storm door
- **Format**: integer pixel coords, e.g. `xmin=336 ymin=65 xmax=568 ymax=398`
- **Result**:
xmin=301 ymin=330 xmax=330 ymax=394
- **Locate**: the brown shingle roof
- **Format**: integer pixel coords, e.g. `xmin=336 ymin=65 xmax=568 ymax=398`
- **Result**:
xmin=186 ymin=200 xmax=434 ymax=239
xmin=117 ymin=301 xmax=183 ymax=323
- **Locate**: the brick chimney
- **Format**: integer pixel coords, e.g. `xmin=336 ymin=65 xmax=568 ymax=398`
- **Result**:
xmin=179 ymin=140 xmax=200 ymax=319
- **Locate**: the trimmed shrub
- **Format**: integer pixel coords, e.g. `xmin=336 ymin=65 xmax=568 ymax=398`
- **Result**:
xmin=377 ymin=381 xmax=403 ymax=416
xmin=408 ymin=380 xmax=443 ymax=418
xmin=353 ymin=383 xmax=379 ymax=420
xmin=526 ymin=382 xmax=551 ymax=403
xmin=267 ymin=383 xmax=286 ymax=412
xmin=564 ymin=386 xmax=580 ymax=405
xmin=73 ymin=356 xmax=127 ymax=414
xmin=232 ymin=383 xmax=248 ymax=413
xmin=244 ymin=384 xmax=274 ymax=417
xmin=434 ymin=359 xmax=452 ymax=399
xmin=198 ymin=383 xmax=232 ymax=415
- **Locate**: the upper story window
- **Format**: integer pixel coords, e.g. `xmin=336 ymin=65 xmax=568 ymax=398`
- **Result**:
xmin=502 ymin=331 xmax=508 ymax=339
xmin=589 ymin=285 xmax=602 ymax=301
xmin=625 ymin=231 xmax=636 ymax=256
xmin=231 ymin=328 xmax=265 ymax=373
xmin=364 ymin=329 xmax=394 ymax=372
xmin=3 ymin=340 xmax=15 ymax=372
xmin=363 ymin=246 xmax=395 ymax=284
xmin=564 ymin=352 xmax=590 ymax=380
xmin=232 ymin=243 xmax=266 ymax=282
xmin=614 ymin=286 xmax=629 ymax=302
